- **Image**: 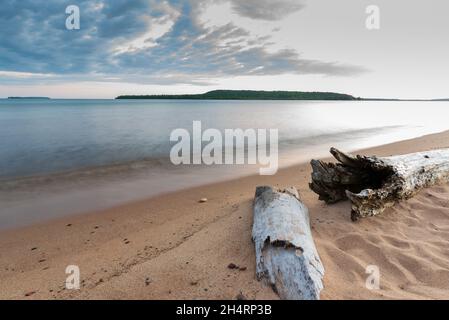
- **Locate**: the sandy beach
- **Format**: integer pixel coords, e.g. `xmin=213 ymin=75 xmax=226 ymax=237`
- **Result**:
xmin=1 ymin=130 xmax=449 ymax=300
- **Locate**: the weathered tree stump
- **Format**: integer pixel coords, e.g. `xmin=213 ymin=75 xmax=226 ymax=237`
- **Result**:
xmin=252 ymin=186 xmax=324 ymax=300
xmin=310 ymin=148 xmax=449 ymax=221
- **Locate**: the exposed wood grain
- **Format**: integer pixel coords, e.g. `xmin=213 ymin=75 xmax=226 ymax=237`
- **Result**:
xmin=310 ymin=148 xmax=449 ymax=220
xmin=252 ymin=186 xmax=324 ymax=300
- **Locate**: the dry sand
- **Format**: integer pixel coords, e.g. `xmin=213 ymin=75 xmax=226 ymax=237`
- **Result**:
xmin=1 ymin=131 xmax=449 ymax=300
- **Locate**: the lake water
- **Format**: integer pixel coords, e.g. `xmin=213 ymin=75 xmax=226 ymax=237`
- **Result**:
xmin=1 ymin=99 xmax=449 ymax=229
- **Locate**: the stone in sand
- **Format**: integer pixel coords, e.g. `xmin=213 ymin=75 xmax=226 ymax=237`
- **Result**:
xmin=227 ymin=263 xmax=238 ymax=269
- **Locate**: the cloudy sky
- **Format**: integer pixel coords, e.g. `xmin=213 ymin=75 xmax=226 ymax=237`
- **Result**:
xmin=0 ymin=0 xmax=448 ymax=99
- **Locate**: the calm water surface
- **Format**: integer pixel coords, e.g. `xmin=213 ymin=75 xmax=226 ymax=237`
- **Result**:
xmin=1 ymin=99 xmax=448 ymax=229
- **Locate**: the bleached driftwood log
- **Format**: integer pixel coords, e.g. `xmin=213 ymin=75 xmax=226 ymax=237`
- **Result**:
xmin=310 ymin=147 xmax=449 ymax=221
xmin=252 ymin=186 xmax=324 ymax=300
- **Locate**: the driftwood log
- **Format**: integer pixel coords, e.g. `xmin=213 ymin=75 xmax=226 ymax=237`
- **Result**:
xmin=310 ymin=148 xmax=449 ymax=221
xmin=252 ymin=186 xmax=324 ymax=300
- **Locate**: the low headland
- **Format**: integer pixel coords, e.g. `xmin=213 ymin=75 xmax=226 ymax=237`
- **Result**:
xmin=115 ymin=90 xmax=448 ymax=101
xmin=116 ymin=90 xmax=359 ymax=100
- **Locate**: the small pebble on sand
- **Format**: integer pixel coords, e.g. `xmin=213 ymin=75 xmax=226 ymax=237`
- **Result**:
xmin=236 ymin=292 xmax=246 ymax=300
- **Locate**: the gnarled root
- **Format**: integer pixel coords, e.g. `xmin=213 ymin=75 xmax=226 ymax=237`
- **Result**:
xmin=310 ymin=148 xmax=449 ymax=221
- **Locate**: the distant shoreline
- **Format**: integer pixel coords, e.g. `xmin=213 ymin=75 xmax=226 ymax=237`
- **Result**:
xmin=7 ymin=97 xmax=50 ymax=100
xmin=2 ymin=92 xmax=447 ymax=101
xmin=115 ymin=90 xmax=448 ymax=101
xmin=116 ymin=90 xmax=358 ymax=100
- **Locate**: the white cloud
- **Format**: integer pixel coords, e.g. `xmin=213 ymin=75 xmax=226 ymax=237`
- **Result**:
xmin=112 ymin=2 xmax=181 ymax=55
xmin=0 ymin=71 xmax=54 ymax=78
xmin=113 ymin=15 xmax=177 ymax=54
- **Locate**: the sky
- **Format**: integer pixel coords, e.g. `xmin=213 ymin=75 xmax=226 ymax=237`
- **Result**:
xmin=0 ymin=0 xmax=448 ymax=99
